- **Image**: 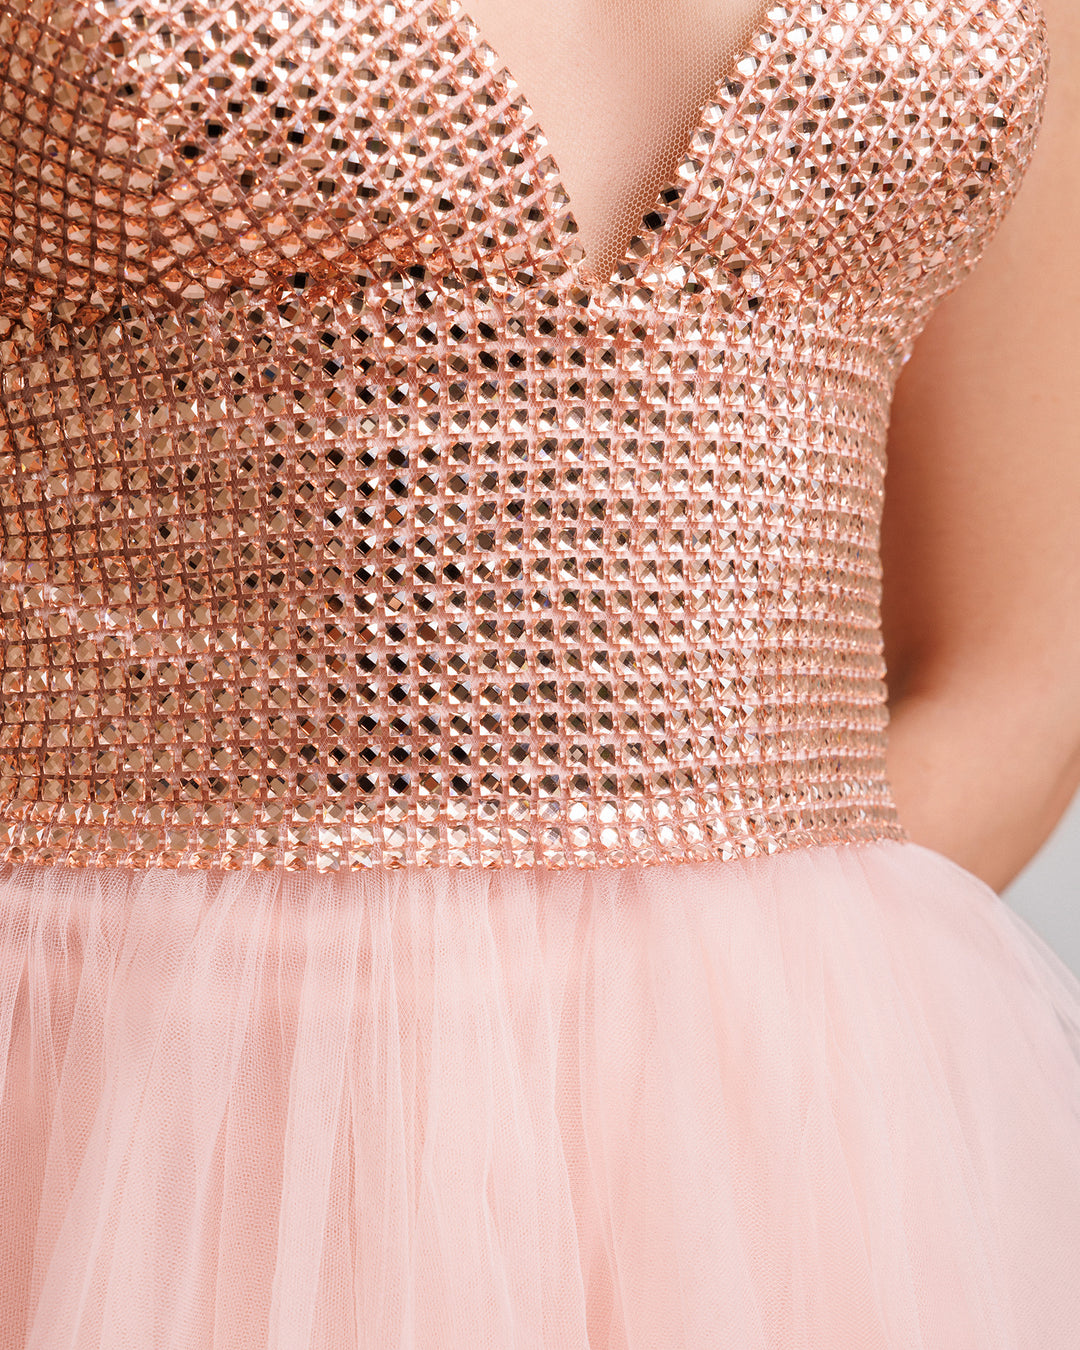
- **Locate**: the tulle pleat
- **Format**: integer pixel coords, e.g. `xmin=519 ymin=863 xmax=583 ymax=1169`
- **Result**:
xmin=2 ymin=841 xmax=1079 ymax=1349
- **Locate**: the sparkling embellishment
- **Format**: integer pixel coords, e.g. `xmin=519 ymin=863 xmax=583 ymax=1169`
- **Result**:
xmin=0 ymin=0 xmax=1048 ymax=869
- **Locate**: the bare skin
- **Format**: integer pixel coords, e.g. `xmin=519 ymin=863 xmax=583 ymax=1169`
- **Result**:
xmin=881 ymin=0 xmax=1080 ymax=892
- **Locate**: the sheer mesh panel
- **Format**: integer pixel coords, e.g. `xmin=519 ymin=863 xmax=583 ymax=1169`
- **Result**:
xmin=456 ymin=0 xmax=770 ymax=282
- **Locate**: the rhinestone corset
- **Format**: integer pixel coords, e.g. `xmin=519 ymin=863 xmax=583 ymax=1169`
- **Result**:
xmin=0 ymin=0 xmax=1048 ymax=869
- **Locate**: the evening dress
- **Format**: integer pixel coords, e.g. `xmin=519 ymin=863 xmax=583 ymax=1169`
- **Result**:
xmin=1 ymin=0 xmax=1079 ymax=1346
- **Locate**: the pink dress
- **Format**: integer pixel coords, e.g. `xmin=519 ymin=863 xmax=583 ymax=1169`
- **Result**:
xmin=1 ymin=0 xmax=1078 ymax=1344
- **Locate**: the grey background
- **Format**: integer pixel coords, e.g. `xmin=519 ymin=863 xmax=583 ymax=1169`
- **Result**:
xmin=1004 ymin=788 xmax=1080 ymax=976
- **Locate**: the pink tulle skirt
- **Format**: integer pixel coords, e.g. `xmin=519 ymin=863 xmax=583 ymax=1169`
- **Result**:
xmin=1 ymin=840 xmax=1079 ymax=1348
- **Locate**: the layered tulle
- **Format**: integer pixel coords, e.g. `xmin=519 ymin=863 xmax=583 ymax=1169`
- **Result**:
xmin=1 ymin=841 xmax=1079 ymax=1349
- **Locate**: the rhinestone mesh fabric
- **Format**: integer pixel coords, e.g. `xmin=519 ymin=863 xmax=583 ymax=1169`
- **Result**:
xmin=0 ymin=0 xmax=1049 ymax=869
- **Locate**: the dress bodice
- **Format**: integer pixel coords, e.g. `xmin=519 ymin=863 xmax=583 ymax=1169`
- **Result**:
xmin=0 ymin=0 xmax=1048 ymax=868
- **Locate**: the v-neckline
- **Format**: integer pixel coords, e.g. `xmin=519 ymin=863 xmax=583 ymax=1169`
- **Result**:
xmin=436 ymin=0 xmax=774 ymax=289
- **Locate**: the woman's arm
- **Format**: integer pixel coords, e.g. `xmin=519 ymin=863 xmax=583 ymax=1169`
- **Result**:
xmin=881 ymin=0 xmax=1080 ymax=893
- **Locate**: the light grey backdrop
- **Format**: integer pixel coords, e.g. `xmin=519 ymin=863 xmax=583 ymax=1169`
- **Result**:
xmin=1004 ymin=788 xmax=1080 ymax=977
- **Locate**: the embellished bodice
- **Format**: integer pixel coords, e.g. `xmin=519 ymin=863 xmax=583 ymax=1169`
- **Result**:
xmin=0 ymin=0 xmax=1048 ymax=868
